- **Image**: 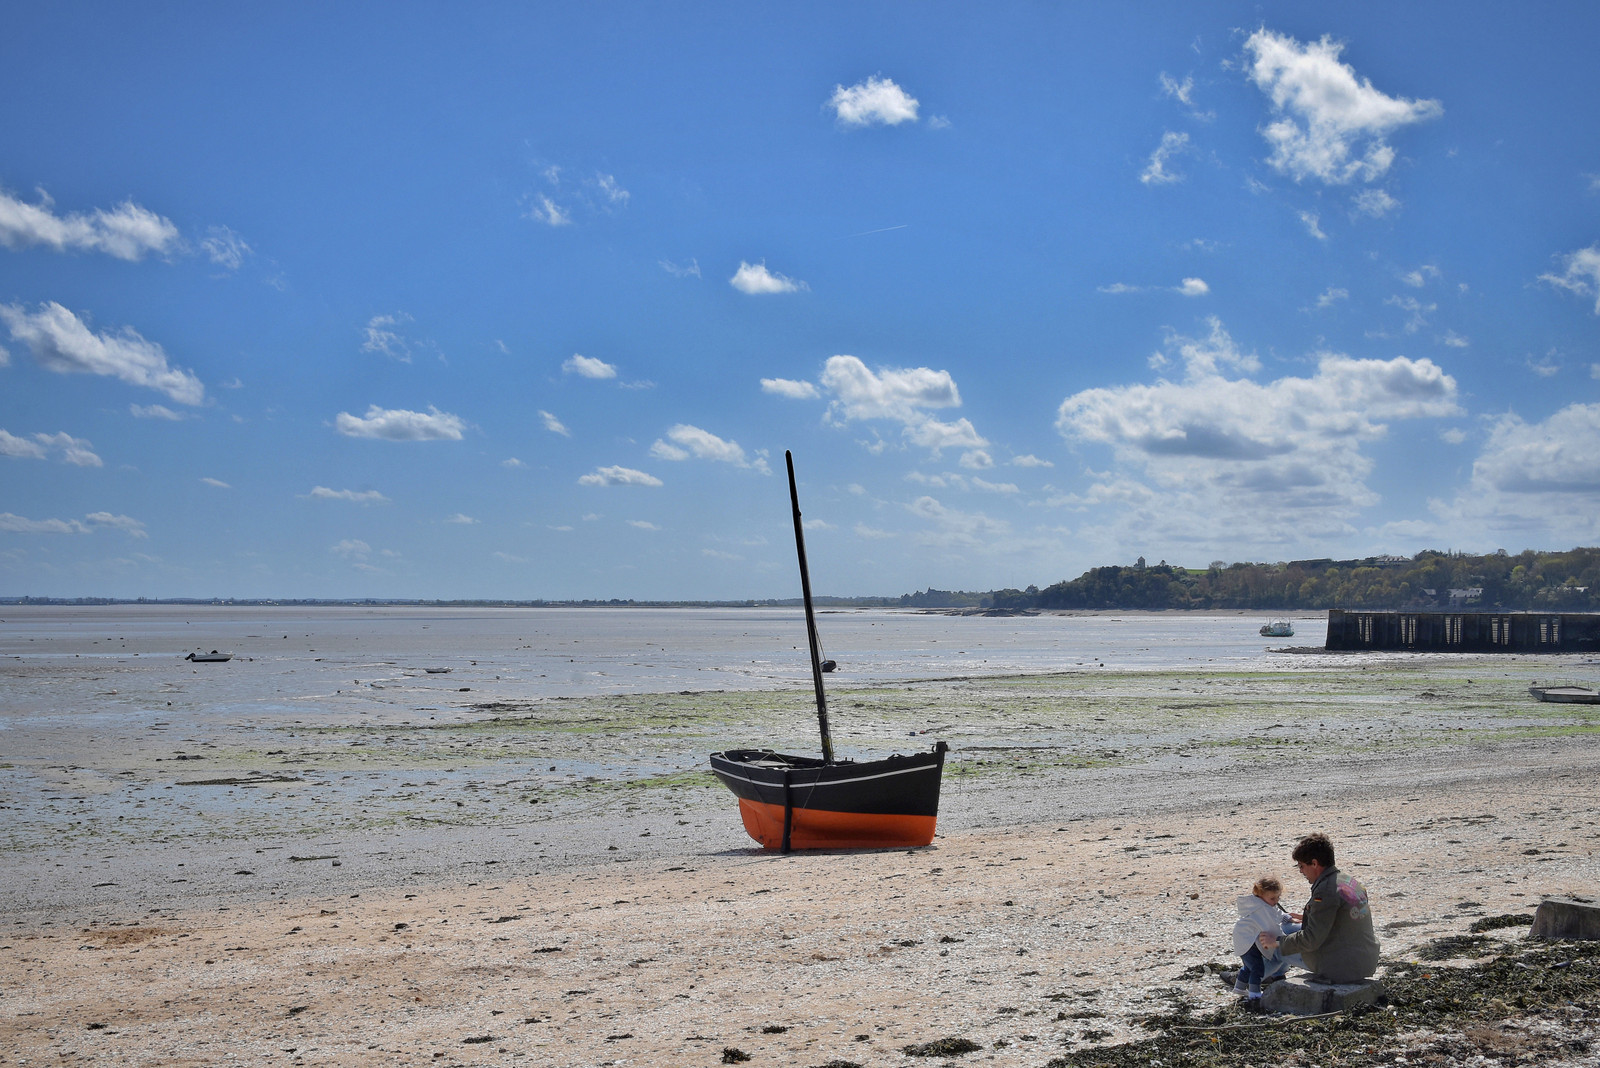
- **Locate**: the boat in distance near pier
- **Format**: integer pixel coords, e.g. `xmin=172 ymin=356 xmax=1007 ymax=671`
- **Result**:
xmin=1528 ymin=684 xmax=1600 ymax=704
xmin=1260 ymin=620 xmax=1295 ymax=637
xmin=709 ymin=450 xmax=949 ymax=852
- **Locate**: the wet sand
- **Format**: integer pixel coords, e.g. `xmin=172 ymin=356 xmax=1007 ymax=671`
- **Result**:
xmin=4 ymin=639 xmax=1600 ymax=1065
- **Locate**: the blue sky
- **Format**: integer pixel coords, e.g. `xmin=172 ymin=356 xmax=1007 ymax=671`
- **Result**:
xmin=3 ymin=3 xmax=1599 ymax=600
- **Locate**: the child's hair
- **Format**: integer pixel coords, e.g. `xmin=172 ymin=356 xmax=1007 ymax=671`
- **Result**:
xmin=1252 ymin=876 xmax=1282 ymax=897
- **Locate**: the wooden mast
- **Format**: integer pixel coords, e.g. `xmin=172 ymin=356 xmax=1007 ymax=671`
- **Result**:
xmin=786 ymin=450 xmax=835 ymax=764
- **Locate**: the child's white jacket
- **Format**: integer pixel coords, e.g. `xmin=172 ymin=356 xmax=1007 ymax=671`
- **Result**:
xmin=1231 ymin=894 xmax=1287 ymax=956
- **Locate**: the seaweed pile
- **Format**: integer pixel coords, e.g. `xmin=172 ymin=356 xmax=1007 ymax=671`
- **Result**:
xmin=1042 ymin=927 xmax=1597 ymax=1067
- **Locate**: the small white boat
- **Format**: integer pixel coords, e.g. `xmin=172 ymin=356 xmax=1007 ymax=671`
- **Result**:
xmin=1260 ymin=620 xmax=1294 ymax=638
xmin=1529 ymin=685 xmax=1600 ymax=704
xmin=185 ymin=650 xmax=233 ymax=662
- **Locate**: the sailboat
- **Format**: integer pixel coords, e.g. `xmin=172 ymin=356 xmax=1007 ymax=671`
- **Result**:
xmin=709 ymin=451 xmax=949 ymax=852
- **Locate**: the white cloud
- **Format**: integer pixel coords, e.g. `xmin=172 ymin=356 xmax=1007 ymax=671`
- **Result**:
xmin=1159 ymin=72 xmax=1195 ymax=107
xmin=629 ymin=520 xmax=660 ymax=531
xmin=564 ymin=353 xmax=617 ymax=379
xmin=1401 ymin=264 xmax=1440 ymax=287
xmin=361 ymin=313 xmax=414 ymax=361
xmin=307 ymin=486 xmax=390 ymax=504
xmin=1010 ymin=454 xmax=1054 ymax=468
xmin=1177 ymin=277 xmax=1210 ymax=296
xmin=1539 ymin=244 xmax=1600 ymax=313
xmin=333 ymin=405 xmax=465 ymax=441
xmin=1527 ymin=354 xmax=1560 ymax=378
xmin=649 ymin=424 xmax=769 ymax=472
xmin=85 ymin=512 xmax=146 ymax=538
xmin=960 ymin=449 xmax=994 ymax=470
xmin=854 ymin=524 xmax=896 ymax=540
xmin=1244 ymin=28 xmax=1443 ymax=185
xmin=819 ymin=355 xmax=987 ymax=460
xmin=1055 ymin=318 xmax=1459 ymax=540
xmin=525 ymin=194 xmax=571 ymax=227
xmin=1384 ymin=294 xmax=1436 ymax=334
xmin=538 ymin=409 xmax=571 ymax=436
xmin=1314 ymin=286 xmax=1349 ymax=308
xmin=502 ymin=457 xmax=526 ymax=469
xmin=1353 ymin=188 xmax=1399 ymax=218
xmin=1299 ymin=211 xmax=1327 ymax=240
xmin=445 ymin=513 xmax=478 ymax=524
xmin=130 ymin=403 xmax=185 ymax=421
xmin=1439 ymin=331 xmax=1469 ymax=348
xmin=201 ymin=477 xmax=230 ymax=488
xmin=1098 ymin=282 xmax=1144 ymax=294
xmin=332 ymin=539 xmax=372 ymax=559
xmin=730 ymin=260 xmax=807 ymax=294
xmin=0 ymin=512 xmax=89 ymax=535
xmin=660 ymin=258 xmax=701 ymax=278
xmin=201 ymin=225 xmax=251 ymax=270
xmin=1140 ymin=131 xmax=1191 ymax=186
xmin=761 ymin=377 xmax=820 ymax=400
xmin=578 ymin=465 xmax=663 ymax=487
xmin=593 ymin=173 xmax=629 ymax=206
xmin=904 ymin=496 xmax=1010 ymax=549
xmin=0 ymin=188 xmax=181 ymax=260
xmin=1 ymin=429 xmax=100 ymax=466
xmin=0 ymin=301 xmax=205 ymax=405
xmin=1436 ymin=405 xmax=1600 ymax=544
xmin=1440 ymin=428 xmax=1468 ymax=445
xmin=828 ymin=75 xmax=920 ymax=126
xmin=31 ymin=431 xmax=101 ymax=467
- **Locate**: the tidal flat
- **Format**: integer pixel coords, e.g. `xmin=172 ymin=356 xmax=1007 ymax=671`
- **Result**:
xmin=3 ymin=609 xmax=1599 ymax=1065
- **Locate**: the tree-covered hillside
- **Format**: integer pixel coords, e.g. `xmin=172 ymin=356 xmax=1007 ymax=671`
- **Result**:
xmin=902 ymin=547 xmax=1600 ymax=612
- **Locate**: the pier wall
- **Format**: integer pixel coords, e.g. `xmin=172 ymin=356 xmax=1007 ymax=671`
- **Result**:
xmin=1325 ymin=610 xmax=1600 ymax=652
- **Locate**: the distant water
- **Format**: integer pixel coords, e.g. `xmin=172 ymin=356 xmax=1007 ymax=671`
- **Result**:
xmin=0 ymin=605 xmax=1326 ymax=713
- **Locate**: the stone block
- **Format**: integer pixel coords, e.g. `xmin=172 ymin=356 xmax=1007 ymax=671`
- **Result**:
xmin=1261 ymin=975 xmax=1385 ymax=1016
xmin=1530 ymin=896 xmax=1600 ymax=941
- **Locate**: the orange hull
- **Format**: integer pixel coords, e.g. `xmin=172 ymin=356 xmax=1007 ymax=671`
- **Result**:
xmin=736 ymin=797 xmax=937 ymax=850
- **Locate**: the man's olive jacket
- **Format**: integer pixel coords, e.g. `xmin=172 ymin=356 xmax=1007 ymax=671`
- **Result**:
xmin=1279 ymin=866 xmax=1380 ymax=983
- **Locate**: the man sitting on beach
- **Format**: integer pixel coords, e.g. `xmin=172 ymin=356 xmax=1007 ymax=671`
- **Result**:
xmin=1258 ymin=833 xmax=1380 ymax=985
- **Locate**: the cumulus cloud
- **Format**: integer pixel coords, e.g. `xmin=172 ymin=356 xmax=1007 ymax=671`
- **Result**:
xmin=818 ymin=355 xmax=986 ymax=459
xmin=578 ymin=465 xmax=663 ymax=487
xmin=1244 ymin=28 xmax=1443 ymax=185
xmin=828 ymin=75 xmax=919 ymax=126
xmin=761 ymin=377 xmax=820 ymax=400
xmin=0 ymin=302 xmax=205 ymax=405
xmin=730 ymin=261 xmax=807 ymax=294
xmin=525 ymin=194 xmax=571 ymax=227
xmin=564 ymin=353 xmax=617 ymax=379
xmin=1539 ymin=244 xmax=1600 ymax=314
xmin=1314 ymin=286 xmax=1349 ymax=309
xmin=1140 ymin=131 xmax=1191 ymax=186
xmin=1299 ymin=211 xmax=1327 ymax=240
xmin=1433 ymin=404 xmax=1600 ymax=545
xmin=1 ymin=429 xmax=100 ymax=466
xmin=307 ymin=486 xmax=390 ymax=504
xmin=660 ymin=257 xmax=701 ymax=278
xmin=0 ymin=512 xmax=90 ymax=535
xmin=1055 ymin=318 xmax=1459 ymax=540
xmin=649 ymin=424 xmax=770 ymax=473
xmin=1177 ymin=277 xmax=1210 ymax=296
xmin=201 ymin=477 xmax=230 ymax=489
xmin=1011 ymin=454 xmax=1054 ymax=468
xmin=333 ymin=405 xmax=465 ymax=441
xmin=0 ymin=188 xmax=180 ymax=260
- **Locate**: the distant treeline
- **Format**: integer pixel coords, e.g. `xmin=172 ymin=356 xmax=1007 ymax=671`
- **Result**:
xmin=902 ymin=547 xmax=1600 ymax=613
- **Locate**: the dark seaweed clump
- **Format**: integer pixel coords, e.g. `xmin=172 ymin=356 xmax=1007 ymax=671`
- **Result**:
xmin=1470 ymin=912 xmax=1536 ymax=933
xmin=1036 ymin=936 xmax=1598 ymax=1067
xmin=903 ymin=1036 xmax=984 ymax=1056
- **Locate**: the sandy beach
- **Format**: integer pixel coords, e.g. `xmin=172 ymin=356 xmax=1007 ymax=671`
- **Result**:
xmin=4 ymin=612 xmax=1600 ymax=1065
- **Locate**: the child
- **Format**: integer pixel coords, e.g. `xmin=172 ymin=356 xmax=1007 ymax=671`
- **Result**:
xmin=1231 ymin=876 xmax=1301 ymax=1004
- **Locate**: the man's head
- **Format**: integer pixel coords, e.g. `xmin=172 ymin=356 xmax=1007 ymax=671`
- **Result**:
xmin=1291 ymin=833 xmax=1335 ymax=883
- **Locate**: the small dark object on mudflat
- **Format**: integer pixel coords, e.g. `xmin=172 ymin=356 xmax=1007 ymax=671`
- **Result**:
xmin=461 ymin=1035 xmax=495 ymax=1044
xmin=1414 ymin=933 xmax=1497 ymax=960
xmin=1470 ymin=912 xmax=1535 ymax=933
xmin=813 ymin=1060 xmax=864 ymax=1068
xmin=902 ymin=1036 xmax=982 ymax=1056
xmin=761 ymin=1024 xmax=789 ymax=1033
xmin=722 ymin=1048 xmax=751 ymax=1064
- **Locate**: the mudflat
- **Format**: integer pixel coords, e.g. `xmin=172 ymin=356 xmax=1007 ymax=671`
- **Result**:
xmin=3 ymin=648 xmax=1599 ymax=1066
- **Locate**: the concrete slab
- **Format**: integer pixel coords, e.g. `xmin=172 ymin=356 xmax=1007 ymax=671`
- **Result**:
xmin=1261 ymin=974 xmax=1385 ymax=1016
xmin=1530 ymin=896 xmax=1600 ymax=941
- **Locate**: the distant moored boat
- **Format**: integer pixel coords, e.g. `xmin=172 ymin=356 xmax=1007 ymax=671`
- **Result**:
xmin=185 ymin=650 xmax=233 ymax=662
xmin=1260 ymin=620 xmax=1294 ymax=638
